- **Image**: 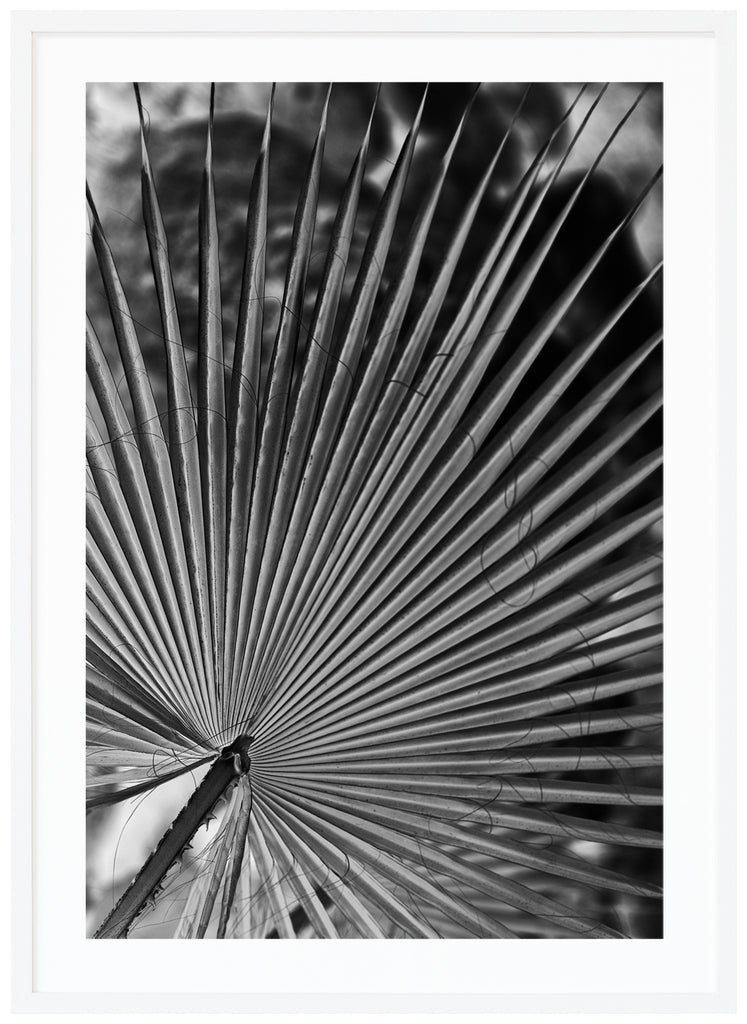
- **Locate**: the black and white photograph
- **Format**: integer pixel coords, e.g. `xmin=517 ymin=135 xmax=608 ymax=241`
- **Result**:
xmin=85 ymin=81 xmax=663 ymax=941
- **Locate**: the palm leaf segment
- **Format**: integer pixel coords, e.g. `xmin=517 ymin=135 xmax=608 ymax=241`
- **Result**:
xmin=87 ymin=83 xmax=662 ymax=939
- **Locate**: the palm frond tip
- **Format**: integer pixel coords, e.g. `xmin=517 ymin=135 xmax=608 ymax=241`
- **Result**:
xmin=86 ymin=81 xmax=663 ymax=939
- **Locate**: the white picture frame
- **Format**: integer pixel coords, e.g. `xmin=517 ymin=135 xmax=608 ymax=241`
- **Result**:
xmin=10 ymin=6 xmax=737 ymax=1014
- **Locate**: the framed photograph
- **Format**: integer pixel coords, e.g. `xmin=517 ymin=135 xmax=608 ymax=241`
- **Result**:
xmin=11 ymin=7 xmax=736 ymax=1014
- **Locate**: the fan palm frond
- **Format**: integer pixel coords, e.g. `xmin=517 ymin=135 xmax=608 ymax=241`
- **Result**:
xmin=86 ymin=81 xmax=662 ymax=939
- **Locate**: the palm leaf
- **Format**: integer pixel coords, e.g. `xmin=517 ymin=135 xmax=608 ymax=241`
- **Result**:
xmin=86 ymin=81 xmax=662 ymax=939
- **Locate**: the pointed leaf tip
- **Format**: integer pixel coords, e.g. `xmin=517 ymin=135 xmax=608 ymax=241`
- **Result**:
xmin=133 ymin=82 xmax=147 ymax=136
xmin=359 ymin=85 xmax=381 ymax=153
xmin=318 ymin=84 xmax=333 ymax=134
xmin=260 ymin=85 xmax=276 ymax=151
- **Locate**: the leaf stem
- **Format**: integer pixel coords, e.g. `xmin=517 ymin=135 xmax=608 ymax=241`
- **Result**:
xmin=93 ymin=735 xmax=253 ymax=938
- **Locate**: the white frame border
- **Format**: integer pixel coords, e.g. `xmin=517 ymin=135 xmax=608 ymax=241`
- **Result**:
xmin=10 ymin=8 xmax=737 ymax=1015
